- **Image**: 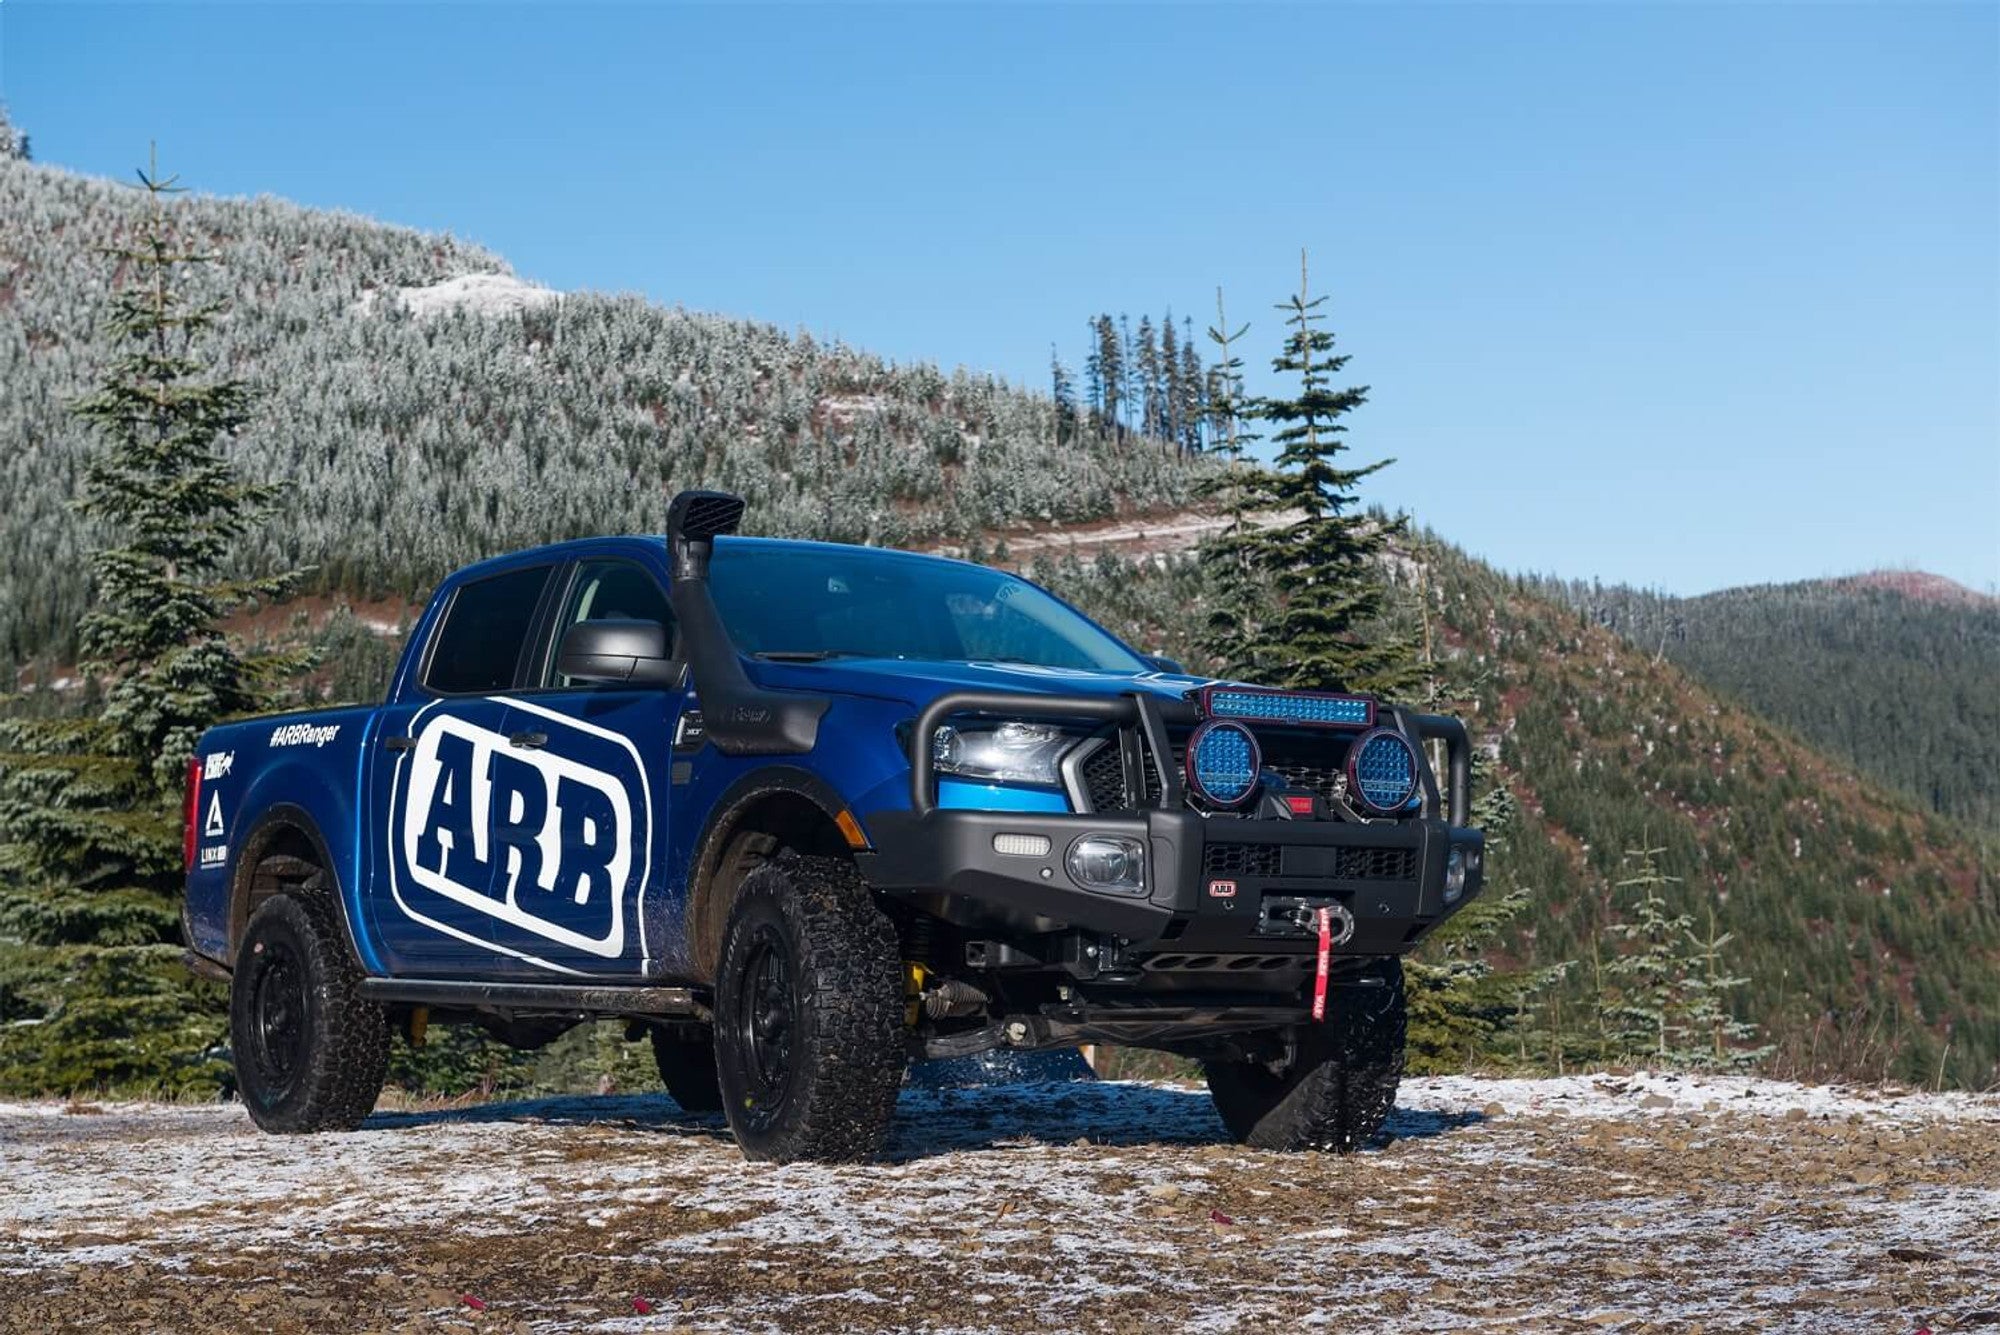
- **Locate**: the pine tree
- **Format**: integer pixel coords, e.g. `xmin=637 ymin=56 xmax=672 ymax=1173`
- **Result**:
xmin=1195 ymin=288 xmax=1280 ymax=670
xmin=1136 ymin=315 xmax=1161 ymax=440
xmin=1117 ymin=314 xmax=1135 ymax=432
xmin=1083 ymin=317 xmax=1106 ymax=431
xmin=0 ymin=102 xmax=29 ymax=162
xmin=1402 ymin=752 xmax=1567 ymax=1071
xmin=1197 ymin=252 xmax=1413 ymax=693
xmin=1049 ymin=346 xmax=1078 ymax=448
xmin=1601 ymin=840 xmax=1695 ymax=1064
xmin=0 ymin=151 xmax=309 ymax=1094
xmin=1157 ymin=315 xmax=1179 ymax=446
xmin=1177 ymin=316 xmax=1205 ymax=455
xmin=1399 ymin=575 xmax=1572 ymax=1071
xmin=1203 ymin=288 xmax=1253 ymax=463
xmin=1093 ymin=315 xmax=1125 ymax=437
xmin=1676 ymin=905 xmax=1770 ymax=1069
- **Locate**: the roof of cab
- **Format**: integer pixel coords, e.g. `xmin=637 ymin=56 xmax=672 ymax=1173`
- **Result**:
xmin=438 ymin=533 xmax=990 ymax=587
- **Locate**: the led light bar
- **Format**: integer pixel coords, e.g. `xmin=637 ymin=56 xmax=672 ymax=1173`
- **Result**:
xmin=1201 ymin=685 xmax=1374 ymax=729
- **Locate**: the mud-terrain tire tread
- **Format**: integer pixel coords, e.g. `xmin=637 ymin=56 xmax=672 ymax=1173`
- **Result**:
xmin=650 ymin=1028 xmax=725 ymax=1112
xmin=230 ymin=891 xmax=390 ymax=1134
xmin=713 ymin=851 xmax=905 ymax=1162
xmin=1203 ymin=957 xmax=1406 ymax=1152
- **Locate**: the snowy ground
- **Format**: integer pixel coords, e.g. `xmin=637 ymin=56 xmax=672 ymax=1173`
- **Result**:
xmin=3 ymin=1072 xmax=1996 ymax=1333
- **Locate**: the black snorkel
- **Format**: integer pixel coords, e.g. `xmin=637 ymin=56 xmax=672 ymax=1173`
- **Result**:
xmin=665 ymin=489 xmax=828 ymax=755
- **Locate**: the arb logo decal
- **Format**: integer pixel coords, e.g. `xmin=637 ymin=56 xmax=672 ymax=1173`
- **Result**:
xmin=389 ymin=700 xmax=650 ymax=963
xmin=1207 ymin=878 xmax=1238 ymax=899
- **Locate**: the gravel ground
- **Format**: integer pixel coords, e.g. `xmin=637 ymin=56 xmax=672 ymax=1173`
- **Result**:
xmin=3 ymin=1071 xmax=1996 ymax=1333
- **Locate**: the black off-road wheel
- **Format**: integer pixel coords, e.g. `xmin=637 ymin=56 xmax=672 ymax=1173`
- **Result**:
xmin=230 ymin=893 xmax=390 ymax=1134
xmin=650 ymin=1026 xmax=724 ymax=1113
xmin=712 ymin=852 xmax=905 ymax=1163
xmin=1204 ymin=957 xmax=1406 ymax=1152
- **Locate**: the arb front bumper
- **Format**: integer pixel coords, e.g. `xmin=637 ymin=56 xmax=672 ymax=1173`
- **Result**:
xmin=860 ymin=690 xmax=1486 ymax=960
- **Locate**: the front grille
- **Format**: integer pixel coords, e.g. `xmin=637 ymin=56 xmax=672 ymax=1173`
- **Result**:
xmin=1269 ymin=763 xmax=1344 ymax=806
xmin=1079 ymin=741 xmax=1127 ymax=810
xmin=1204 ymin=842 xmax=1283 ymax=877
xmin=1076 ymin=736 xmax=1177 ymax=811
xmin=1202 ymin=841 xmax=1417 ymax=882
xmin=1333 ymin=846 xmax=1418 ymax=881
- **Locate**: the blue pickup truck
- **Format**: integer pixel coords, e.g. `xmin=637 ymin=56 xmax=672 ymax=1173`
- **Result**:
xmin=182 ymin=491 xmax=1483 ymax=1161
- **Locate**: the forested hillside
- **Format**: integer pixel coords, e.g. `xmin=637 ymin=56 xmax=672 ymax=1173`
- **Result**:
xmin=4 ymin=138 xmax=1992 ymax=1093
xmin=0 ymin=152 xmax=1207 ymax=674
xmin=1037 ymin=542 xmax=2000 ymax=1088
xmin=1530 ymin=575 xmax=2000 ymax=837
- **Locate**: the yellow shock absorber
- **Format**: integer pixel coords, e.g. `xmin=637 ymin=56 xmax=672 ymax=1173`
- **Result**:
xmin=904 ymin=962 xmax=929 ymax=1029
xmin=407 ymin=1005 xmax=429 ymax=1048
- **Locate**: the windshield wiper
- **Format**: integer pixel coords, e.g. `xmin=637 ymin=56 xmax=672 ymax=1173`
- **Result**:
xmin=752 ymin=650 xmax=863 ymax=663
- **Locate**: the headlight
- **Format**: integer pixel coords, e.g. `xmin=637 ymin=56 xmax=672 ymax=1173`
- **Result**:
xmin=933 ymin=722 xmax=1075 ymax=787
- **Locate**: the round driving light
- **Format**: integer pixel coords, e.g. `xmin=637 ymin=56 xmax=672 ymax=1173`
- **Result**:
xmin=1347 ymin=728 xmax=1418 ymax=814
xmin=1185 ymin=719 xmax=1262 ymax=809
xmin=1066 ymin=834 xmax=1146 ymax=893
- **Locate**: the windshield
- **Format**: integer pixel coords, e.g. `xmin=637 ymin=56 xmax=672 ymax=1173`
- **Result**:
xmin=708 ymin=541 xmax=1147 ymax=673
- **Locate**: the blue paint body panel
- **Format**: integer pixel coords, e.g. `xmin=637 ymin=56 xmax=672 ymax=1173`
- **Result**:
xmin=181 ymin=535 xmax=1217 ymax=984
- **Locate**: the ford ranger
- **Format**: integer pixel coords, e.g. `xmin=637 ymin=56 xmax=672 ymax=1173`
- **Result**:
xmin=181 ymin=491 xmax=1483 ymax=1161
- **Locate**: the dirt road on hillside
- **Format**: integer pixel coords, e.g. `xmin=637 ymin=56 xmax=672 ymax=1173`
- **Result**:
xmin=4 ymin=1073 xmax=1996 ymax=1333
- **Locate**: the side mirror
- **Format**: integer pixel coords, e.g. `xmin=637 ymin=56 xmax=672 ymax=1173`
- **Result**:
xmin=1143 ymin=654 xmax=1186 ymax=675
xmin=557 ymin=619 xmax=677 ymax=687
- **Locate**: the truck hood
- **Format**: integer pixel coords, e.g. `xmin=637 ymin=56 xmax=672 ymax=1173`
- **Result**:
xmin=744 ymin=656 xmax=1213 ymax=711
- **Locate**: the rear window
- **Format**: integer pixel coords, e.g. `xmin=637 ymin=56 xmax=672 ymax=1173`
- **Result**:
xmin=422 ymin=565 xmax=554 ymax=695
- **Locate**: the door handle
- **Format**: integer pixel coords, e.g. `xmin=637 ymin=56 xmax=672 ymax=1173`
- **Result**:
xmin=384 ymin=736 xmax=415 ymax=753
xmin=508 ymin=731 xmax=549 ymax=750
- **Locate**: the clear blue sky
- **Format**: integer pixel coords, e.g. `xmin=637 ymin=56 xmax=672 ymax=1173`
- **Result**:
xmin=4 ymin=2 xmax=1995 ymax=595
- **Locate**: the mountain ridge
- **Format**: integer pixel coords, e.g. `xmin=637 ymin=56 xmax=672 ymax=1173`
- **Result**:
xmin=4 ymin=149 xmax=1993 ymax=1086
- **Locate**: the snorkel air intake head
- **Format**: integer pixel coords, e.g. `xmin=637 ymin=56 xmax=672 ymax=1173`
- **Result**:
xmin=667 ymin=489 xmax=746 ymax=583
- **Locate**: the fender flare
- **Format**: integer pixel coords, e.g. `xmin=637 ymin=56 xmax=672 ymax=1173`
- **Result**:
xmin=227 ymin=803 xmax=373 ymax=973
xmin=681 ymin=765 xmax=863 ymax=978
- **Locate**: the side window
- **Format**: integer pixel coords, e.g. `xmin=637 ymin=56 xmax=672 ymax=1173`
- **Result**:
xmin=548 ymin=559 xmax=675 ymax=688
xmin=422 ymin=565 xmax=555 ymax=695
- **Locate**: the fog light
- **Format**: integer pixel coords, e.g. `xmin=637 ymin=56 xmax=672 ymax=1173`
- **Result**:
xmin=992 ymin=832 xmax=1052 ymax=858
xmin=1443 ymin=845 xmax=1468 ymax=903
xmin=1067 ymin=834 xmax=1146 ymax=894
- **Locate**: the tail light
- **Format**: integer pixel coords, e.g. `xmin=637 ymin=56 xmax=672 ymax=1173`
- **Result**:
xmin=182 ymin=756 xmax=202 ymax=872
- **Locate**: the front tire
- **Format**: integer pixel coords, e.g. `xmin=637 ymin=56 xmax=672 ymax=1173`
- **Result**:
xmin=230 ymin=893 xmax=389 ymax=1133
xmin=712 ymin=852 xmax=905 ymax=1162
xmin=1204 ymin=957 xmax=1406 ymax=1152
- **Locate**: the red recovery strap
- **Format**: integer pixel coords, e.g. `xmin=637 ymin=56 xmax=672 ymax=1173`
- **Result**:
xmin=1312 ymin=905 xmax=1333 ymax=1021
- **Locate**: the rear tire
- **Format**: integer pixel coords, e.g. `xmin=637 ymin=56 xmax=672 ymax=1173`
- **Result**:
xmin=650 ymin=1026 xmax=724 ymax=1112
xmin=1204 ymin=957 xmax=1406 ymax=1152
xmin=230 ymin=893 xmax=389 ymax=1133
xmin=712 ymin=852 xmax=905 ymax=1162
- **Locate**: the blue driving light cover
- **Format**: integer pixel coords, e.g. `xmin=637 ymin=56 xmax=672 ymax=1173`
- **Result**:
xmin=1185 ymin=719 xmax=1262 ymax=809
xmin=1202 ymin=685 xmax=1374 ymax=729
xmin=935 ymin=777 xmax=1071 ymax=813
xmin=1347 ymin=728 xmax=1418 ymax=814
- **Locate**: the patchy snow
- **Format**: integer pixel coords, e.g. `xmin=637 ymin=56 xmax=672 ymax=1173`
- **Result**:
xmin=358 ymin=271 xmax=560 ymax=320
xmin=3 ymin=1075 xmax=1996 ymax=1332
xmin=819 ymin=393 xmax=889 ymax=425
xmin=1402 ymin=1069 xmax=2000 ymax=1125
xmin=927 ymin=508 xmax=1302 ymax=564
